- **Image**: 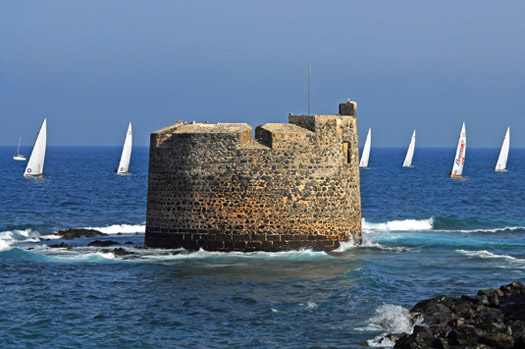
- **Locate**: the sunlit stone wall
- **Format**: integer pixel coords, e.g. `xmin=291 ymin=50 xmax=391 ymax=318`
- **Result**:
xmin=145 ymin=101 xmax=361 ymax=251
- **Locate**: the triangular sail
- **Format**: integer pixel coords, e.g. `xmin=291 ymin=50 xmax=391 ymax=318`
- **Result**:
xmin=24 ymin=118 xmax=47 ymax=176
xmin=450 ymin=122 xmax=466 ymax=177
xmin=117 ymin=122 xmax=132 ymax=174
xmin=359 ymin=128 xmax=371 ymax=168
xmin=495 ymin=127 xmax=510 ymax=171
xmin=402 ymin=130 xmax=416 ymax=167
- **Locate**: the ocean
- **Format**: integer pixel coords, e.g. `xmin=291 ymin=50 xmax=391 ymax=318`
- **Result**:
xmin=1 ymin=145 xmax=524 ymax=348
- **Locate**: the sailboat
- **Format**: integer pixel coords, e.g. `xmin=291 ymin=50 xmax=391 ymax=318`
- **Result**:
xmin=402 ymin=130 xmax=416 ymax=167
xmin=495 ymin=127 xmax=510 ymax=172
xmin=359 ymin=128 xmax=371 ymax=168
xmin=13 ymin=137 xmax=26 ymax=161
xmin=449 ymin=122 xmax=466 ymax=178
xmin=116 ymin=122 xmax=132 ymax=175
xmin=24 ymin=118 xmax=47 ymax=177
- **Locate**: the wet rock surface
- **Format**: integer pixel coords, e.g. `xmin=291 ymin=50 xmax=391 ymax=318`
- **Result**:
xmin=87 ymin=240 xmax=120 ymax=247
xmin=392 ymin=281 xmax=525 ymax=349
xmin=101 ymin=247 xmax=136 ymax=256
xmin=56 ymin=228 xmax=104 ymax=239
xmin=48 ymin=242 xmax=72 ymax=249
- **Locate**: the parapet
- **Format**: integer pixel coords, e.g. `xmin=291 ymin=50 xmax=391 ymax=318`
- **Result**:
xmin=152 ymin=122 xmax=253 ymax=148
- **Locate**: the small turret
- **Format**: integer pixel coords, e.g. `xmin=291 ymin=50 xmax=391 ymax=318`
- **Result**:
xmin=339 ymin=98 xmax=357 ymax=116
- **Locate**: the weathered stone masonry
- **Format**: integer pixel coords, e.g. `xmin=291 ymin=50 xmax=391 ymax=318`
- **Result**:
xmin=145 ymin=100 xmax=362 ymax=251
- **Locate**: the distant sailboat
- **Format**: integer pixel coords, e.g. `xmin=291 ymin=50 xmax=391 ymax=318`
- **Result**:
xmin=359 ymin=128 xmax=371 ymax=168
xmin=13 ymin=137 xmax=26 ymax=161
xmin=24 ymin=118 xmax=47 ymax=177
xmin=495 ymin=127 xmax=510 ymax=172
xmin=116 ymin=122 xmax=132 ymax=175
xmin=450 ymin=122 xmax=466 ymax=178
xmin=402 ymin=130 xmax=416 ymax=167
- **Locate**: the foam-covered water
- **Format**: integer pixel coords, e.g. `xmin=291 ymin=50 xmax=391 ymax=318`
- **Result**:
xmin=0 ymin=146 xmax=524 ymax=347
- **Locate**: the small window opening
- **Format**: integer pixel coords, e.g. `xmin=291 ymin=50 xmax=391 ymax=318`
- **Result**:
xmin=343 ymin=142 xmax=351 ymax=164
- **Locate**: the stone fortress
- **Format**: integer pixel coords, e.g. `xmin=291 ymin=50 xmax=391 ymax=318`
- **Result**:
xmin=145 ymin=100 xmax=362 ymax=251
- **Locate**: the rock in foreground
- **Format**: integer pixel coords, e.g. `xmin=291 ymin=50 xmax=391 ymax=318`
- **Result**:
xmin=56 ymin=228 xmax=104 ymax=239
xmin=393 ymin=281 xmax=525 ymax=349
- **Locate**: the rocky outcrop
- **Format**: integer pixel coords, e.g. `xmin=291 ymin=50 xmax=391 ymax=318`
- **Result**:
xmin=88 ymin=240 xmax=120 ymax=247
xmin=56 ymin=228 xmax=104 ymax=239
xmin=101 ymin=247 xmax=135 ymax=256
xmin=48 ymin=242 xmax=72 ymax=249
xmin=393 ymin=281 xmax=525 ymax=349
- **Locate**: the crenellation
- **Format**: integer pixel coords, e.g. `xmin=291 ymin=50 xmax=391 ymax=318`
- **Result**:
xmin=145 ymin=100 xmax=362 ymax=251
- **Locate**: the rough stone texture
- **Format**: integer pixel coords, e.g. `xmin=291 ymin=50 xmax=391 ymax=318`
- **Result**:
xmin=145 ymin=101 xmax=362 ymax=251
xmin=389 ymin=281 xmax=525 ymax=349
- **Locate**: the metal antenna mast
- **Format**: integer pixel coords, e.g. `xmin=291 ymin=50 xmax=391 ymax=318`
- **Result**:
xmin=308 ymin=64 xmax=311 ymax=115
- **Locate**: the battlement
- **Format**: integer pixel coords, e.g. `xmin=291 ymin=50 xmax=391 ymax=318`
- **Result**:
xmin=145 ymin=100 xmax=362 ymax=251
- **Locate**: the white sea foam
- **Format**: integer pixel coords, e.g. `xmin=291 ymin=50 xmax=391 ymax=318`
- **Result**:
xmin=362 ymin=217 xmax=434 ymax=233
xmin=139 ymin=248 xmax=329 ymax=262
xmin=0 ymin=229 xmax=40 ymax=251
xmin=333 ymin=235 xmax=416 ymax=253
xmin=356 ymin=304 xmax=423 ymax=347
xmin=305 ymin=301 xmax=317 ymax=309
xmin=455 ymin=226 xmax=525 ymax=234
xmin=456 ymin=249 xmax=525 ymax=265
xmin=81 ymin=223 xmax=145 ymax=235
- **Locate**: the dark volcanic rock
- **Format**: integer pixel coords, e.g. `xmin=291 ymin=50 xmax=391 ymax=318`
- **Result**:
xmin=49 ymin=242 xmax=72 ymax=249
xmin=56 ymin=228 xmax=104 ymax=239
xmin=391 ymin=281 xmax=525 ymax=349
xmin=101 ymin=247 xmax=135 ymax=256
xmin=87 ymin=240 xmax=119 ymax=247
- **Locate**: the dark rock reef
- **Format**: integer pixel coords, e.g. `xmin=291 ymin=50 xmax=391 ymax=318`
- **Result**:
xmin=56 ymin=228 xmax=104 ymax=239
xmin=48 ymin=242 xmax=72 ymax=249
xmin=87 ymin=240 xmax=120 ymax=247
xmin=393 ymin=281 xmax=525 ymax=349
xmin=100 ymin=247 xmax=136 ymax=256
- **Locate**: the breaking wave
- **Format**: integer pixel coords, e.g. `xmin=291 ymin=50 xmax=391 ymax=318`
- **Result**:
xmin=0 ymin=223 xmax=145 ymax=252
xmin=0 ymin=229 xmax=40 ymax=252
xmin=333 ymin=236 xmax=416 ymax=253
xmin=355 ymin=304 xmax=422 ymax=347
xmin=456 ymin=249 xmax=525 ymax=266
xmin=362 ymin=217 xmax=434 ymax=232
xmin=81 ymin=223 xmax=145 ymax=235
xmin=362 ymin=216 xmax=524 ymax=234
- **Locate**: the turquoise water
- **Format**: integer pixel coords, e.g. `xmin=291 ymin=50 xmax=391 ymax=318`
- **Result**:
xmin=0 ymin=146 xmax=524 ymax=347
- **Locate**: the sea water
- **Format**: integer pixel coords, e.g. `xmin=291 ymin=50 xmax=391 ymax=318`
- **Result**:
xmin=0 ymin=146 xmax=524 ymax=348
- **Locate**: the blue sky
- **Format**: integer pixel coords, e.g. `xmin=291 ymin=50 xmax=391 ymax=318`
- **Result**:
xmin=2 ymin=1 xmax=525 ymax=147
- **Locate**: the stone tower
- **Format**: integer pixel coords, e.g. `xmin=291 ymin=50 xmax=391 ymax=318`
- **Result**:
xmin=145 ymin=100 xmax=361 ymax=251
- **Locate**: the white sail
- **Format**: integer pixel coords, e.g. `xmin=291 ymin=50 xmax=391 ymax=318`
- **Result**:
xmin=495 ymin=127 xmax=510 ymax=171
xmin=24 ymin=118 xmax=47 ymax=177
xmin=402 ymin=130 xmax=416 ymax=167
xmin=117 ymin=122 xmax=132 ymax=174
xmin=13 ymin=137 xmax=26 ymax=161
xmin=450 ymin=122 xmax=466 ymax=178
xmin=359 ymin=128 xmax=371 ymax=168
